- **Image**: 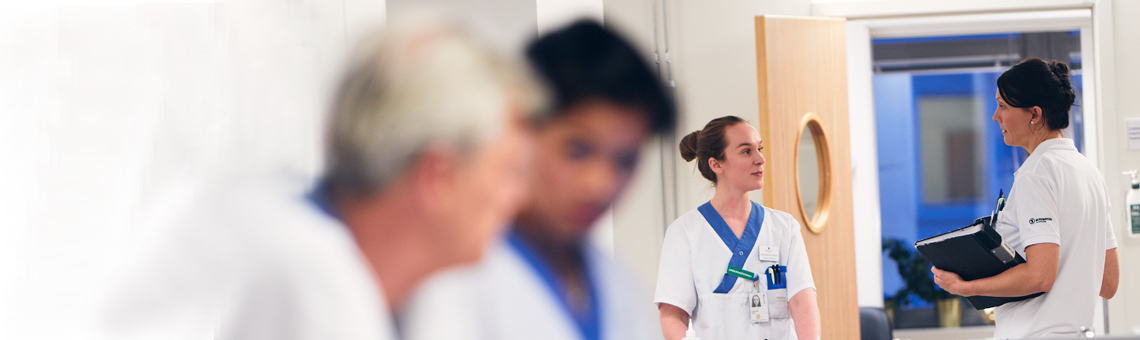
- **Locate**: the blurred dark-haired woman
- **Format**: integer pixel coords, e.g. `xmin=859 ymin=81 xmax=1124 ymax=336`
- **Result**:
xmin=932 ymin=58 xmax=1120 ymax=338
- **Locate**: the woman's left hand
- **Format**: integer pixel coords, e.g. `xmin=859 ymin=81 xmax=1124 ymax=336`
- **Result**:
xmin=932 ymin=266 xmax=969 ymax=296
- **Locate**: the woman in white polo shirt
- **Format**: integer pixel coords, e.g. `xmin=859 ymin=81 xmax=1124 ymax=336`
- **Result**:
xmin=655 ymin=116 xmax=820 ymax=340
xmin=932 ymin=58 xmax=1120 ymax=338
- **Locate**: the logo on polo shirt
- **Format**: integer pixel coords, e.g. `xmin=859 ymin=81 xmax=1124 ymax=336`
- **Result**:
xmin=1028 ymin=217 xmax=1053 ymax=224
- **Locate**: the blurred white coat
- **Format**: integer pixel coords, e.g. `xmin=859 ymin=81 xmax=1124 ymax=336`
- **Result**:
xmin=402 ymin=233 xmax=658 ymax=340
xmin=96 ymin=172 xmax=396 ymax=340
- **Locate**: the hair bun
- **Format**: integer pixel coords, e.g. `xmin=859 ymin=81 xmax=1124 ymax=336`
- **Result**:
xmin=1048 ymin=60 xmax=1077 ymax=108
xmin=679 ymin=130 xmax=701 ymax=162
xmin=1048 ymin=61 xmax=1073 ymax=90
xmin=1048 ymin=60 xmax=1070 ymax=76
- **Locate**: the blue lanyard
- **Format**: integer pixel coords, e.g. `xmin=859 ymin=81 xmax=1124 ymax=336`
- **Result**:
xmin=506 ymin=229 xmax=601 ymax=340
xmin=697 ymin=201 xmax=764 ymax=294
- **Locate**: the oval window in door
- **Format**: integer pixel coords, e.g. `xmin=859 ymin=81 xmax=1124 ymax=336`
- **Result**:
xmin=795 ymin=113 xmax=831 ymax=234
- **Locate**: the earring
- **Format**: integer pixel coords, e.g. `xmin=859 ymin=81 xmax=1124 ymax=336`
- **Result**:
xmin=1031 ymin=121 xmax=1036 ymax=124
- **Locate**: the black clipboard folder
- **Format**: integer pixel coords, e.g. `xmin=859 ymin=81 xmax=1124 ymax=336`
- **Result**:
xmin=914 ymin=215 xmax=1044 ymax=310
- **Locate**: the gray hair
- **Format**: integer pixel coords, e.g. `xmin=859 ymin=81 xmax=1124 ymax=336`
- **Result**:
xmin=325 ymin=13 xmax=545 ymax=197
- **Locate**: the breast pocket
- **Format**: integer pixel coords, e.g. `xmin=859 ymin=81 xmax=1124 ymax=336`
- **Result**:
xmin=762 ymin=265 xmax=791 ymax=319
xmin=767 ymin=289 xmax=791 ymax=319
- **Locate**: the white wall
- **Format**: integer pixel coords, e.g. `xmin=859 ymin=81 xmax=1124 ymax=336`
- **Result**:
xmin=387 ymin=0 xmax=536 ymax=53
xmin=0 ymin=1 xmax=381 ymax=338
xmin=538 ymin=0 xmax=604 ymax=33
xmin=1098 ymin=0 xmax=1140 ymax=334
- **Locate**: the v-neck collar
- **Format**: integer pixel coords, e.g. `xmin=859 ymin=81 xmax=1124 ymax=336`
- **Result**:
xmin=698 ymin=201 xmax=766 ymax=294
xmin=697 ymin=200 xmax=763 ymax=252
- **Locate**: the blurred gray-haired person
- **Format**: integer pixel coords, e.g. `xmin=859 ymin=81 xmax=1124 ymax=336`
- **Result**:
xmin=97 ymin=13 xmax=545 ymax=340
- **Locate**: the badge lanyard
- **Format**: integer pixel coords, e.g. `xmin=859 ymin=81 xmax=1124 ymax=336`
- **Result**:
xmin=727 ymin=265 xmax=770 ymax=323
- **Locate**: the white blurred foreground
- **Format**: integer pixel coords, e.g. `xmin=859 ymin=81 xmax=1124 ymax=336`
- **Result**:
xmin=0 ymin=1 xmax=384 ymax=338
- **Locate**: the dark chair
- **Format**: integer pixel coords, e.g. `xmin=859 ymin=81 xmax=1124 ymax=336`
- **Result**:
xmin=860 ymin=307 xmax=893 ymax=340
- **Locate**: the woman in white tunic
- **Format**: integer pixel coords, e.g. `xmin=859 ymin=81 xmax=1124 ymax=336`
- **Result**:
xmin=655 ymin=116 xmax=821 ymax=340
xmin=932 ymin=58 xmax=1120 ymax=338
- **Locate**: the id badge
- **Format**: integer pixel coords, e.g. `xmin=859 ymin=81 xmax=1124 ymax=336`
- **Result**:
xmin=757 ymin=245 xmax=779 ymax=262
xmin=749 ymin=291 xmax=769 ymax=323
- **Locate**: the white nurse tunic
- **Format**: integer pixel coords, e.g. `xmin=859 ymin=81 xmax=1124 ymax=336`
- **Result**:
xmin=654 ymin=201 xmax=814 ymax=340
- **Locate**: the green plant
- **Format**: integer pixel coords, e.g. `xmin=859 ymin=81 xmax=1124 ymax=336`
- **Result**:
xmin=882 ymin=237 xmax=952 ymax=306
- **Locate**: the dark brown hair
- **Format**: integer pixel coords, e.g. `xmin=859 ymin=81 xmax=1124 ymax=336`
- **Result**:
xmin=526 ymin=20 xmax=676 ymax=134
xmin=679 ymin=115 xmax=747 ymax=184
xmin=996 ymin=58 xmax=1077 ymax=130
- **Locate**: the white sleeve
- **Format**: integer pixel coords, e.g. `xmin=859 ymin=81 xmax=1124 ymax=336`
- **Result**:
xmin=1010 ymin=175 xmax=1061 ymax=252
xmin=785 ymin=219 xmax=816 ymax=299
xmin=652 ymin=223 xmax=697 ymax=314
xmin=1105 ymin=209 xmax=1118 ymax=250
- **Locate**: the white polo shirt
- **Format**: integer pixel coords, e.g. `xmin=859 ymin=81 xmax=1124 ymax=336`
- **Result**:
xmin=992 ymin=138 xmax=1117 ymax=339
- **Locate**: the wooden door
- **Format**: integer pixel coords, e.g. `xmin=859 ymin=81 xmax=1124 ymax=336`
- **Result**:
xmin=754 ymin=15 xmax=859 ymax=339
